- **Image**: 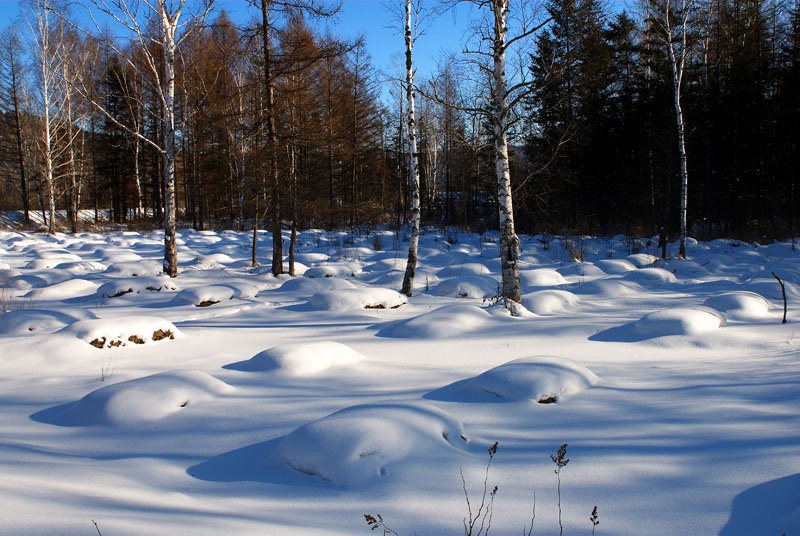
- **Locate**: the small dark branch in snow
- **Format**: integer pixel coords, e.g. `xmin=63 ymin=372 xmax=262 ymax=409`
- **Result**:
xmin=92 ymin=520 xmax=102 ymax=536
xmin=772 ymin=272 xmax=788 ymax=324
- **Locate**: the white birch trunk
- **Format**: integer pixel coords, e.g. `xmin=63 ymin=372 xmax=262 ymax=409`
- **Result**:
xmin=160 ymin=0 xmax=179 ymax=277
xmin=492 ymin=0 xmax=522 ymax=306
xmin=666 ymin=0 xmax=690 ymax=259
xmin=401 ymin=0 xmax=421 ymax=297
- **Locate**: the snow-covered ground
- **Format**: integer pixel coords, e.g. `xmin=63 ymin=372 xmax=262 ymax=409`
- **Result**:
xmin=0 ymin=227 xmax=798 ymax=535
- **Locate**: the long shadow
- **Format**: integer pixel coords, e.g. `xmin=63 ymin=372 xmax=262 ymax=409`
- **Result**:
xmin=718 ymin=473 xmax=800 ymax=535
xmin=588 ymin=322 xmax=651 ymax=342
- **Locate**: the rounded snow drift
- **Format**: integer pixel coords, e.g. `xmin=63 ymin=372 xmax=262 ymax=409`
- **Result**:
xmin=633 ymin=307 xmax=722 ymax=337
xmin=225 ymin=341 xmax=364 ymax=375
xmin=621 ymin=267 xmax=678 ymax=287
xmin=25 ymin=279 xmax=98 ymax=300
xmin=309 ymin=288 xmax=407 ymax=311
xmin=703 ymin=292 xmax=772 ymax=321
xmin=0 ymin=308 xmax=98 ymax=336
xmin=427 ymin=356 xmax=598 ymax=403
xmin=596 ymin=258 xmax=638 ymax=274
xmin=521 ymin=290 xmax=579 ymax=315
xmin=519 ymin=268 xmax=568 ymax=288
xmin=379 ymin=304 xmax=492 ymax=339
xmin=429 ymin=276 xmax=500 ymax=299
xmin=58 ymin=316 xmax=182 ymax=348
xmin=268 ymin=403 xmax=468 ymax=487
xmin=97 ymin=276 xmax=178 ymax=298
xmin=48 ymin=370 xmax=232 ymax=426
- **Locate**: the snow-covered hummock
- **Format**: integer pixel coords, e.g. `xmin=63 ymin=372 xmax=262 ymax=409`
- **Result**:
xmin=429 ymin=275 xmax=500 ymax=299
xmin=0 ymin=308 xmax=97 ymax=335
xmin=521 ymin=289 xmax=579 ymax=315
xmin=58 ymin=316 xmax=182 ymax=348
xmin=427 ymin=356 xmax=598 ymax=403
xmin=309 ymin=288 xmax=407 ymax=311
xmin=42 ymin=370 xmax=232 ymax=426
xmin=97 ymin=275 xmax=178 ymax=298
xmin=633 ymin=307 xmax=723 ymax=337
xmin=226 ymin=342 xmax=364 ymax=375
xmin=104 ymin=260 xmax=163 ymax=276
xmin=703 ymin=291 xmax=773 ymax=321
xmin=519 ymin=268 xmax=568 ymax=288
xmin=379 ymin=304 xmax=492 ymax=339
xmin=173 ymin=282 xmax=258 ymax=306
xmin=267 ymin=403 xmax=468 ymax=487
xmin=24 ymin=278 xmax=98 ymax=300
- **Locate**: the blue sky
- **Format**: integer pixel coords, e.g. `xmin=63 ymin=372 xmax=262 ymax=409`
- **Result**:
xmin=0 ymin=0 xmax=474 ymax=84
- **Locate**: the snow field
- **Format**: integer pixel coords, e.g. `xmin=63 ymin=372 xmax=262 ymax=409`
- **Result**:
xmin=0 ymin=228 xmax=798 ymax=535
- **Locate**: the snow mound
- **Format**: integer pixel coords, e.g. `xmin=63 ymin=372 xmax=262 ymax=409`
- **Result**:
xmin=426 ymin=356 xmax=598 ymax=403
xmin=573 ymin=278 xmax=644 ymax=296
xmin=435 ymin=262 xmax=491 ymax=278
xmin=25 ymin=279 xmax=98 ymax=300
xmin=294 ymin=252 xmax=329 ymax=265
xmin=100 ymin=251 xmax=144 ymax=263
xmin=633 ymin=307 xmax=723 ymax=337
xmin=626 ymin=253 xmax=658 ymax=268
xmin=304 ymin=264 xmax=356 ymax=278
xmin=379 ymin=304 xmax=492 ymax=339
xmin=58 ymin=316 xmax=182 ymax=348
xmin=309 ymin=288 xmax=407 ymax=311
xmin=664 ymin=259 xmax=708 ymax=276
xmin=429 ymin=275 xmax=499 ymax=299
xmin=46 ymin=370 xmax=232 ymax=427
xmin=596 ymin=258 xmax=638 ymax=274
xmin=104 ymin=260 xmax=163 ymax=276
xmin=225 ymin=341 xmax=364 ymax=375
xmin=741 ymin=277 xmax=800 ymax=301
xmin=97 ymin=276 xmax=178 ymax=298
xmin=362 ymin=258 xmax=408 ymax=273
xmin=519 ymin=268 xmax=568 ymax=288
xmin=557 ymin=262 xmax=606 ymax=277
xmin=621 ymin=267 xmax=678 ymax=286
xmin=174 ymin=283 xmax=257 ymax=306
xmin=268 ymin=403 xmax=468 ymax=487
xmin=0 ymin=308 xmax=98 ymax=335
xmin=521 ymin=290 xmax=579 ymax=315
xmin=52 ymin=260 xmax=108 ymax=273
xmin=267 ymin=276 xmax=357 ymax=296
xmin=703 ymin=292 xmax=772 ymax=321
xmin=194 ymin=253 xmax=236 ymax=268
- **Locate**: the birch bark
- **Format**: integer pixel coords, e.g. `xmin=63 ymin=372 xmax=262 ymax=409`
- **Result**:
xmin=492 ymin=0 xmax=522 ymax=305
xmin=401 ymin=0 xmax=421 ymax=297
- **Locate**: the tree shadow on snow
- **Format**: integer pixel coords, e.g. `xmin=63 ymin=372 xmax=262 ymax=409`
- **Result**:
xmin=719 ymin=473 xmax=800 ymax=535
xmin=588 ymin=323 xmax=652 ymax=343
xmin=186 ymin=437 xmax=330 ymax=489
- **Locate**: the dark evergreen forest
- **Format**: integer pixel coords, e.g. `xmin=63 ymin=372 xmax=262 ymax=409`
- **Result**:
xmin=0 ymin=0 xmax=798 ymax=242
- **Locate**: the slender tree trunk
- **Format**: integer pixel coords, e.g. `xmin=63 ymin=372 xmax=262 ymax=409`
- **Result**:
xmin=9 ymin=57 xmax=29 ymax=225
xmin=492 ymin=0 xmax=521 ymax=306
xmin=261 ymin=0 xmax=283 ymax=276
xmin=401 ymin=0 xmax=421 ymax=297
xmin=160 ymin=1 xmax=179 ymax=277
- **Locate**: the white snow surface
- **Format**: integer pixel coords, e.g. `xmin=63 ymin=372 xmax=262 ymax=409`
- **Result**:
xmin=226 ymin=341 xmax=364 ymax=375
xmin=427 ymin=355 xmax=598 ymax=403
xmin=0 ymin=228 xmax=799 ymax=536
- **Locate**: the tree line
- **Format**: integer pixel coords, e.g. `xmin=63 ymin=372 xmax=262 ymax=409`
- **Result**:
xmin=0 ymin=0 xmax=797 ymax=264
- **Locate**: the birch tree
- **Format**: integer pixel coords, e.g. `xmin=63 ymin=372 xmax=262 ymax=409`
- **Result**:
xmin=429 ymin=0 xmax=545 ymax=308
xmin=28 ymin=0 xmax=76 ymax=235
xmin=642 ymin=0 xmax=695 ymax=258
xmin=401 ymin=0 xmax=422 ymax=297
xmin=77 ymin=0 xmax=214 ymax=276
